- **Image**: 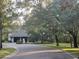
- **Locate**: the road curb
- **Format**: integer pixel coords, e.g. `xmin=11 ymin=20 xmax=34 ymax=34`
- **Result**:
xmin=41 ymin=45 xmax=78 ymax=59
xmin=62 ymin=50 xmax=78 ymax=59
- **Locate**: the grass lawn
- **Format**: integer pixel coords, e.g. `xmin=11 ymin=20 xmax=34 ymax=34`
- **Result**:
xmin=63 ymin=48 xmax=79 ymax=57
xmin=0 ymin=48 xmax=16 ymax=59
xmin=41 ymin=43 xmax=71 ymax=49
xmin=41 ymin=43 xmax=79 ymax=56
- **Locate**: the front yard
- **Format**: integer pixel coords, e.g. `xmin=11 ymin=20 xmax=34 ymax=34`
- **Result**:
xmin=41 ymin=43 xmax=79 ymax=57
xmin=0 ymin=48 xmax=15 ymax=59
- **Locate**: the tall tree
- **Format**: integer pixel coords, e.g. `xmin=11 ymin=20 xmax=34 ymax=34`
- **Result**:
xmin=0 ymin=0 xmax=9 ymax=49
xmin=52 ymin=0 xmax=79 ymax=48
xmin=60 ymin=0 xmax=79 ymax=48
xmin=24 ymin=0 xmax=61 ymax=45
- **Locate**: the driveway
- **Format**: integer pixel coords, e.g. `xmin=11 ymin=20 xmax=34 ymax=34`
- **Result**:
xmin=3 ymin=43 xmax=74 ymax=59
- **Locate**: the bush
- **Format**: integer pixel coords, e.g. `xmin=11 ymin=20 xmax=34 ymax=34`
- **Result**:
xmin=16 ymin=40 xmax=23 ymax=44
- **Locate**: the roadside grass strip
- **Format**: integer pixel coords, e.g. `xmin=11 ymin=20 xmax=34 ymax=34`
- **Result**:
xmin=0 ymin=48 xmax=15 ymax=59
xmin=63 ymin=48 xmax=79 ymax=59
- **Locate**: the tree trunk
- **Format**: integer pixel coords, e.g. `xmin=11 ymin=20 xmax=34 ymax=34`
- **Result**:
xmin=0 ymin=19 xmax=2 ymax=49
xmin=73 ymin=34 xmax=78 ymax=48
xmin=41 ymin=36 xmax=44 ymax=44
xmin=55 ymin=35 xmax=59 ymax=46
xmin=69 ymin=31 xmax=78 ymax=48
xmin=41 ymin=39 xmax=44 ymax=44
xmin=70 ymin=36 xmax=72 ymax=48
xmin=0 ymin=29 xmax=2 ymax=49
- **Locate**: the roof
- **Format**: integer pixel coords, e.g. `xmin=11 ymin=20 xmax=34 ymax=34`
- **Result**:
xmin=9 ymin=30 xmax=28 ymax=37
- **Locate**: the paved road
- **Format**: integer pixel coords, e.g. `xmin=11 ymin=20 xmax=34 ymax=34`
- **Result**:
xmin=3 ymin=43 xmax=74 ymax=59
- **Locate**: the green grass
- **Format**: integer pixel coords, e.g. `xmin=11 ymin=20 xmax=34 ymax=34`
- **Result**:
xmin=63 ymin=48 xmax=79 ymax=56
xmin=0 ymin=48 xmax=16 ymax=59
xmin=41 ymin=43 xmax=71 ymax=49
xmin=40 ymin=43 xmax=79 ymax=56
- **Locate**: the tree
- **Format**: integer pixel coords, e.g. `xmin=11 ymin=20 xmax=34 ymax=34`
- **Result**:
xmin=52 ymin=0 xmax=79 ymax=48
xmin=0 ymin=0 xmax=10 ymax=49
xmin=59 ymin=0 xmax=79 ymax=48
xmin=10 ymin=0 xmax=79 ymax=47
xmin=24 ymin=0 xmax=61 ymax=45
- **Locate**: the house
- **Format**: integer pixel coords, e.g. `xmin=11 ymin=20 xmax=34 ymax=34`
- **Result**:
xmin=8 ymin=30 xmax=29 ymax=43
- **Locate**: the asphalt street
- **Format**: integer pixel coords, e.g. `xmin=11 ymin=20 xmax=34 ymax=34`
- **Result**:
xmin=3 ymin=43 xmax=74 ymax=59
